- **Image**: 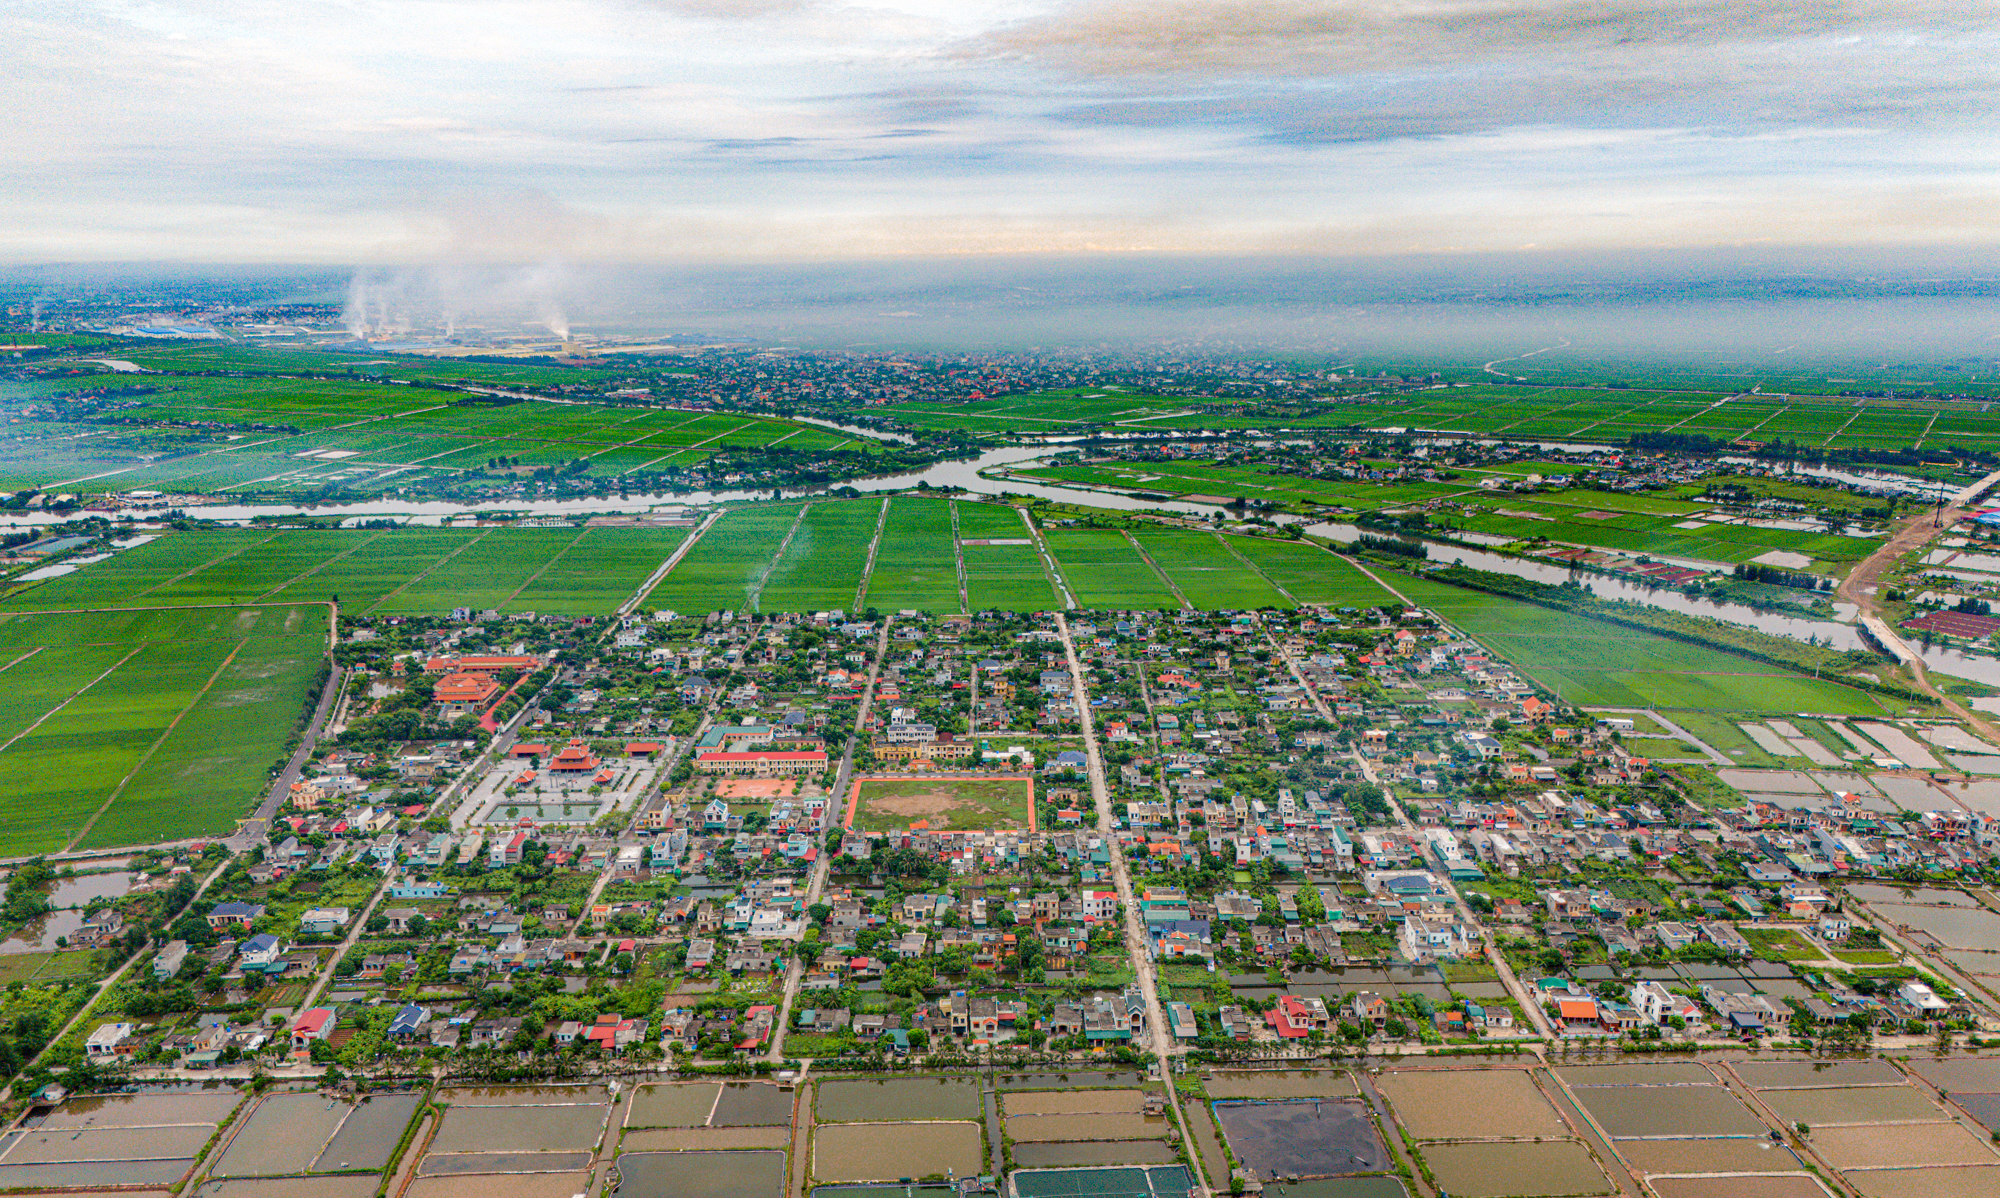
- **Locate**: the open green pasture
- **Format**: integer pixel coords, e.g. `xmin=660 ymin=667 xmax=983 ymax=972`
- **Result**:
xmin=0 ymin=605 xmax=327 ymax=854
xmin=1 ymin=525 xmax=688 ymax=615
xmin=1390 ymin=572 xmax=1901 ymax=715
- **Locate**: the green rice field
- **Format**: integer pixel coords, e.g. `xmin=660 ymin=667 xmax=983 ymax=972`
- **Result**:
xmin=1 ymin=525 xmax=692 ymax=616
xmin=0 ymin=605 xmax=328 ymax=854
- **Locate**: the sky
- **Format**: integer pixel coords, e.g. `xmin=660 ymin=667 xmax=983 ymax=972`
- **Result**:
xmin=7 ymin=0 xmax=2000 ymax=263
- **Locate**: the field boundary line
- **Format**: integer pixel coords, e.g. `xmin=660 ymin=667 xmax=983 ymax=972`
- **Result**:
xmin=617 ymin=418 xmax=757 ymax=474
xmin=64 ymin=639 xmax=248 ymax=852
xmin=1121 ymin=530 xmax=1192 ymax=610
xmin=1017 ymin=507 xmax=1076 ymax=610
xmin=122 ymin=531 xmax=284 ymax=604
xmin=1914 ymin=410 xmax=1941 ymax=449
xmin=253 ymin=530 xmax=389 ymax=601
xmin=1733 ymin=403 xmax=1790 ymax=444
xmin=1821 ymin=404 xmax=1866 ymax=447
xmin=948 ymin=500 xmax=970 ymax=614
xmin=746 ymin=503 xmax=811 ymax=614
xmin=0 ymin=645 xmax=46 ymax=676
xmin=0 ymin=645 xmax=144 ymax=758
xmin=1212 ymin=533 xmax=1299 ymax=606
xmin=363 ymin=528 xmax=491 ymax=614
xmin=496 ymin=525 xmax=596 ymax=608
xmin=576 ymin=407 xmax=694 ymax=460
xmin=625 ymin=513 xmax=719 ymax=616
xmin=854 ymin=496 xmax=891 ymax=611
xmin=1568 ymin=394 xmax=1663 ymax=438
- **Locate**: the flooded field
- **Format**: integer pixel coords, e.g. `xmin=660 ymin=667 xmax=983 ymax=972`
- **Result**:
xmin=816 ymin=1077 xmax=983 ymax=1123
xmin=1572 ymin=1084 xmax=1766 ymax=1137
xmin=615 ymin=1150 xmax=786 ymax=1198
xmin=199 ymin=1175 xmax=386 ymax=1198
xmin=404 ymin=1171 xmax=591 ymax=1198
xmin=1843 ymin=1164 xmax=2000 ymax=1197
xmin=7 ymin=1121 xmax=212 ymax=1164
xmin=1649 ymin=1178 xmax=1832 ymax=1198
xmin=0 ymin=1159 xmax=194 ymax=1187
xmin=1949 ymin=1092 xmax=2000 ymax=1132
xmin=1420 ymin=1141 xmax=1611 ymax=1198
xmin=626 ymin=1082 xmax=720 ymax=1127
xmin=813 ymin=1122 xmax=983 ymax=1183
xmin=216 ymin=1095 xmax=358 ymax=1176
xmin=1006 ymin=1112 xmax=1159 ymax=1142
xmin=1809 ymin=1121 xmax=1999 ymax=1169
xmin=710 ymin=1082 xmax=794 ymax=1127
xmin=1257 ymin=1180 xmax=1408 ymax=1198
xmin=1907 ymin=1057 xmax=2000 ymax=1091
xmin=621 ymin=1127 xmax=791 ymax=1150
xmin=430 ymin=1103 xmax=607 ymax=1153
xmin=1848 ymin=885 xmax=1979 ymax=907
xmin=435 ymin=1086 xmax=608 ymax=1104
xmin=417 ymin=1151 xmax=592 ymax=1175
xmin=1737 ymin=1059 xmax=1906 ymax=1088
xmin=1555 ymin=1063 xmax=1716 ymax=1087
xmin=1613 ymin=1136 xmax=1802 ymax=1175
xmin=1214 ymin=1099 xmax=1389 ymax=1179
xmin=1012 ymin=1165 xmax=1192 ymax=1198
xmin=1376 ymin=1070 xmax=1564 ymax=1140
xmin=1202 ymin=1071 xmax=1358 ymax=1100
xmin=995 ymin=1071 xmax=1144 ymax=1090
xmin=1011 ymin=1141 xmax=1181 ymax=1168
xmin=312 ymin=1093 xmax=423 ymax=1172
xmin=1003 ymin=1089 xmax=1145 ymax=1116
xmin=34 ymin=1090 xmax=242 ymax=1129
xmin=1870 ymin=902 xmax=2000 ymax=949
xmin=1762 ymin=1085 xmax=1943 ymax=1125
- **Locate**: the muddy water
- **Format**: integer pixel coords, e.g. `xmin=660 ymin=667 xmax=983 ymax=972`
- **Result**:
xmin=1215 ymin=1099 xmax=1389 ymax=1179
xmin=1422 ymin=1141 xmax=1611 ymax=1198
xmin=0 ymin=1159 xmax=194 ymax=1187
xmin=1203 ymin=1071 xmax=1358 ymax=1100
xmin=1761 ymin=1085 xmax=1944 ymax=1126
xmin=709 ymin=1081 xmax=794 ymax=1127
xmin=1649 ymin=1179 xmax=1828 ymax=1198
xmin=435 ymin=1085 xmax=609 ymax=1105
xmin=614 ymin=1150 xmax=786 ymax=1198
xmin=625 ymin=1082 xmax=720 ymax=1128
xmin=312 ymin=1093 xmax=423 ymax=1172
xmin=620 ymin=1127 xmax=790 ymax=1151
xmin=216 ymin=1094 xmax=350 ymax=1177
xmin=994 ymin=1070 xmax=1144 ymax=1090
xmin=1573 ymin=1085 xmax=1766 ymax=1137
xmin=47 ymin=872 xmax=138 ymax=908
xmin=1003 ymin=1090 xmax=1145 ymax=1116
xmin=36 ymin=1091 xmax=242 ymax=1129
xmin=1809 ymin=1121 xmax=1995 ymax=1169
xmin=1376 ymin=1070 xmax=1564 ymax=1141
xmin=417 ymin=1151 xmax=593 ymax=1175
xmin=1735 ymin=1058 xmax=1907 ymax=1089
xmin=1259 ymin=1179 xmax=1409 ymax=1198
xmin=7 ymin=1123 xmax=212 ymax=1163
xmin=1555 ymin=1062 xmax=1716 ymax=1087
xmin=1005 ymin=1112 xmax=1161 ymax=1143
xmin=1909 ymin=1057 xmax=2000 ymax=1093
xmin=430 ymin=1104 xmax=606 ymax=1154
xmin=404 ymin=1171 xmax=591 ymax=1198
xmin=1011 ymin=1141 xmax=1181 ymax=1168
xmin=199 ymin=1176 xmax=388 ymax=1198
xmin=816 ymin=1077 xmax=983 ymax=1123
xmin=1613 ymin=1137 xmax=1802 ymax=1175
xmin=0 ymin=908 xmax=85 ymax=953
xmin=811 ymin=1122 xmax=983 ymax=1183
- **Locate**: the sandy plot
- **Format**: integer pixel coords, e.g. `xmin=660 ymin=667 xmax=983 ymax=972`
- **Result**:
xmin=1650 ymin=1178 xmax=1832 ymax=1198
xmin=1557 ymin=1062 xmax=1717 ymax=1087
xmin=625 ymin=1083 xmax=720 ymax=1128
xmin=1007 ymin=1113 xmax=1159 ymax=1142
xmin=621 ymin=1127 xmax=791 ymax=1150
xmin=1574 ymin=1085 xmax=1765 ymax=1138
xmin=1377 ymin=1070 xmax=1565 ymax=1140
xmin=1762 ymin=1086 xmax=1943 ymax=1125
xmin=1004 ymin=1090 xmax=1146 ymax=1116
xmin=1203 ymin=1071 xmax=1358 ymax=1100
xmin=1736 ymin=1060 xmax=1906 ymax=1089
xmin=812 ymin=1122 xmax=983 ymax=1183
xmin=9 ymin=1124 xmax=213 ymax=1164
xmin=1808 ymin=1121 xmax=1997 ymax=1169
xmin=715 ymin=778 xmax=793 ymax=798
xmin=1843 ymin=1164 xmax=2000 ymax=1198
xmin=1421 ymin=1141 xmax=1612 ymax=1197
xmin=430 ymin=1104 xmax=607 ymax=1154
xmin=39 ymin=1092 xmax=242 ymax=1130
xmin=404 ymin=1172 xmax=591 ymax=1198
xmin=1614 ymin=1137 xmax=1804 ymax=1175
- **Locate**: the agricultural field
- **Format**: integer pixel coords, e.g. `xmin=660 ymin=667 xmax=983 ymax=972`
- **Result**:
xmin=0 ymin=525 xmax=691 ymax=616
xmin=957 ymin=500 xmax=1061 ymax=612
xmin=758 ymin=499 xmax=881 ymax=613
xmin=1389 ymin=572 xmax=1905 ymax=715
xmin=0 ymin=604 xmax=327 ymax=854
xmin=859 ymin=497 xmax=963 ymax=612
xmin=640 ymin=504 xmax=803 ymax=615
xmin=872 ymin=388 xmax=1195 ymax=433
xmin=847 ymin=776 xmax=1033 ymax=832
xmin=1039 ymin=528 xmax=1179 ymax=610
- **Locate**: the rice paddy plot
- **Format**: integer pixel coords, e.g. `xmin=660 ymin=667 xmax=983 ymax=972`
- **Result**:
xmin=371 ymin=527 xmax=583 ymax=614
xmin=429 ymin=1104 xmax=608 ymax=1154
xmin=312 ymin=1093 xmax=424 ymax=1172
xmin=199 ymin=1176 xmax=386 ymax=1198
xmin=815 ymin=1077 xmax=984 ymax=1123
xmin=1842 ymin=1164 xmax=2000 ymax=1198
xmin=1232 ymin=539 xmax=1399 ymax=609
xmin=758 ymin=501 xmax=878 ymax=613
xmin=811 ymin=1122 xmax=982 ymax=1183
xmin=1555 ymin=1063 xmax=1717 ymax=1087
xmin=646 ymin=504 xmax=801 ymax=614
xmin=860 ymin=497 xmax=961 ymax=612
xmin=1131 ymin=529 xmax=1288 ymax=609
xmin=1010 ymin=1165 xmax=1194 ymax=1198
xmin=1254 ymin=1180 xmax=1408 ymax=1198
xmin=619 ymin=1128 xmax=790 ymax=1150
xmin=1612 ymin=1136 xmax=1804 ymax=1175
xmin=404 ymin=1172 xmax=591 ymax=1198
xmin=1202 ymin=1071 xmax=1358 ymax=1100
xmin=1007 ymin=1113 xmax=1160 ymax=1142
xmin=709 ymin=1082 xmax=794 ymax=1126
xmin=958 ymin=501 xmax=1059 ymax=612
xmin=214 ymin=1094 xmax=357 ymax=1177
xmin=625 ymin=1083 xmax=720 ymax=1128
xmin=1012 ymin=1142 xmax=1182 ymax=1168
xmin=1042 ymin=529 xmax=1177 ymax=610
xmin=1807 ymin=1121 xmax=1999 ymax=1170
xmin=1418 ymin=1141 xmax=1612 ymax=1198
xmin=1004 ymin=1091 xmax=1146 ymax=1116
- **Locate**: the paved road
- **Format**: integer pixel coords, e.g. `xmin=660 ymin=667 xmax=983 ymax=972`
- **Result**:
xmin=769 ymin=619 xmax=891 ymax=1061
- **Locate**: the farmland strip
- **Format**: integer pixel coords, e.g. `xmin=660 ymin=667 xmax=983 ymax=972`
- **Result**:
xmin=1914 ymin=410 xmax=1942 ymax=448
xmin=625 ymin=512 xmax=719 ymax=616
xmin=853 ymin=496 xmax=891 ymax=611
xmin=253 ymin=531 xmax=388 ymax=601
xmin=1211 ymin=533 xmax=1299 ymax=605
xmin=0 ymin=646 xmax=46 ymax=675
xmin=1121 ymin=530 xmax=1191 ymax=610
xmin=130 ymin=533 xmax=282 ymax=603
xmin=948 ymin=500 xmax=971 ymax=614
xmin=1821 ymin=403 xmax=1866 ymax=446
xmin=1019 ymin=507 xmax=1076 ymax=610
xmin=65 ymin=640 xmax=248 ymax=851
xmin=0 ymin=646 xmax=142 ymax=758
xmin=746 ymin=504 xmax=811 ymax=613
xmin=363 ymin=529 xmax=492 ymax=614
xmin=496 ymin=526 xmax=595 ymax=607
